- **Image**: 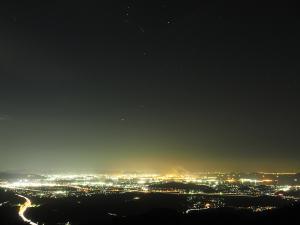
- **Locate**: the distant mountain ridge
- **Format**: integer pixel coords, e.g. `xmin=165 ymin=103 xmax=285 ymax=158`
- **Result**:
xmin=0 ymin=172 xmax=45 ymax=181
xmin=149 ymin=181 xmax=215 ymax=193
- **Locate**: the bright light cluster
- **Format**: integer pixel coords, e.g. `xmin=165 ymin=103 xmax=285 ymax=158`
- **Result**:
xmin=0 ymin=172 xmax=299 ymax=201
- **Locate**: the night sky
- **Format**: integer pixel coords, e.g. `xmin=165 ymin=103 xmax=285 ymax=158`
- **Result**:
xmin=0 ymin=1 xmax=299 ymax=173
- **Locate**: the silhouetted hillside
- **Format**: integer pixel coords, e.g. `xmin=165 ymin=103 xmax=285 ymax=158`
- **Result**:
xmin=113 ymin=203 xmax=300 ymax=225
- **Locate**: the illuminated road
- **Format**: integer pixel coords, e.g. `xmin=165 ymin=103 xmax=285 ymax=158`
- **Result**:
xmin=17 ymin=194 xmax=38 ymax=225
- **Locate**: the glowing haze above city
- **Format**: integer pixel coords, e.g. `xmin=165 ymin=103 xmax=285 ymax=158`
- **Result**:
xmin=0 ymin=1 xmax=299 ymax=174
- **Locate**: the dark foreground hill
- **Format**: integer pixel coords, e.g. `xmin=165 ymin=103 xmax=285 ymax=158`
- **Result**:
xmin=1 ymin=187 xmax=299 ymax=225
xmin=113 ymin=204 xmax=300 ymax=225
xmin=1 ymin=201 xmax=299 ymax=225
